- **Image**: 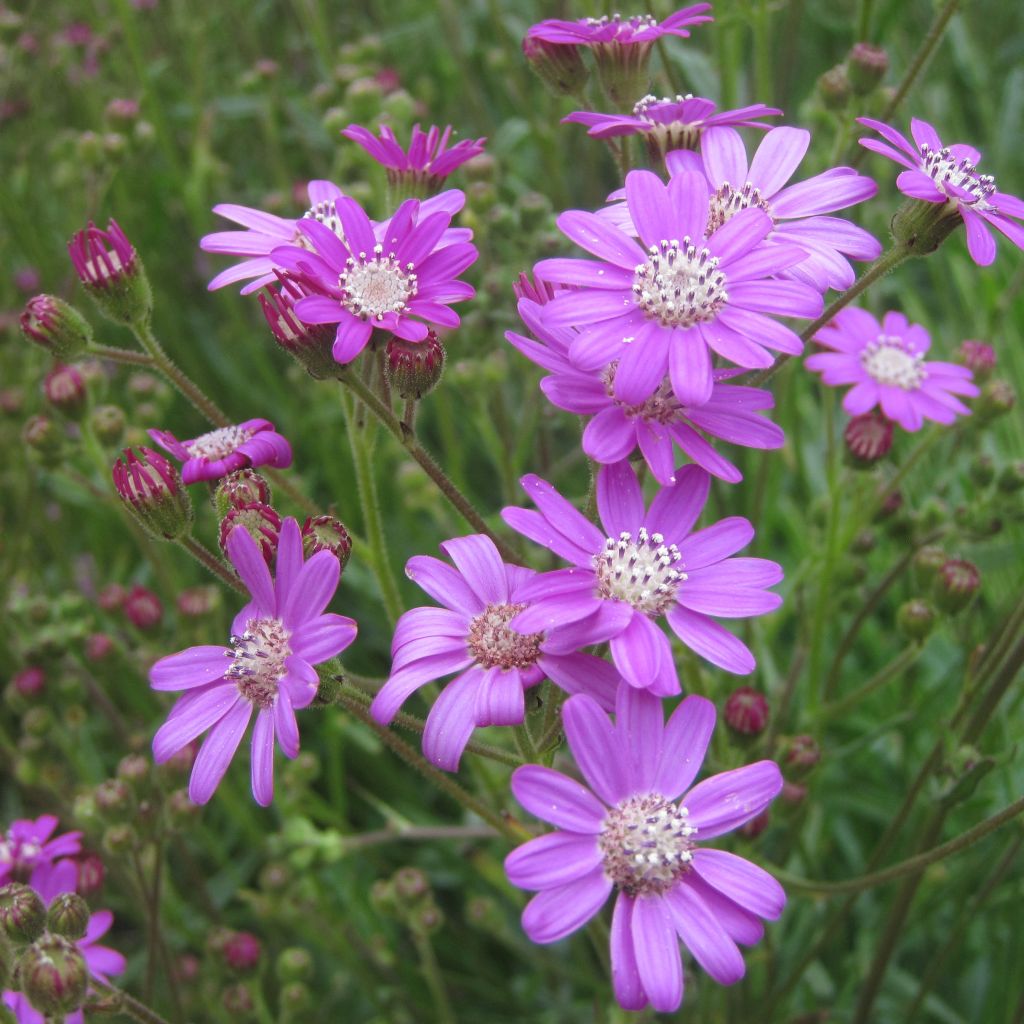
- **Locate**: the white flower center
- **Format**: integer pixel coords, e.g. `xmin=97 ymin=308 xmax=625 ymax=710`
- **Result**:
xmin=918 ymin=144 xmax=996 ymax=210
xmin=186 ymin=426 xmax=250 ymax=460
xmin=708 ymin=182 xmax=773 ymax=235
xmin=586 ymin=13 xmax=658 ymax=32
xmin=340 ymin=243 xmax=417 ymax=321
xmin=225 ymin=617 xmax=292 ymax=709
xmin=296 ymin=200 xmax=347 ymax=251
xmin=466 ymin=602 xmax=543 ymax=670
xmin=861 ymin=334 xmax=926 ymax=390
xmin=599 ymin=793 xmax=697 ymax=897
xmin=0 ymin=833 xmax=43 ymax=879
xmin=593 ymin=528 xmax=686 ymax=615
xmin=633 ymin=238 xmax=727 ymax=328
xmin=602 ymin=363 xmax=685 ymax=424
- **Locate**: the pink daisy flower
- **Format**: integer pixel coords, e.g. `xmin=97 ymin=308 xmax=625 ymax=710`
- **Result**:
xmin=0 ymin=816 xmax=81 ymax=895
xmin=342 ymin=123 xmax=486 ymax=193
xmin=669 ymin=126 xmax=881 ymax=291
xmin=858 ymin=116 xmax=1024 ymax=266
xmin=502 ymin=461 xmax=783 ymax=692
xmin=537 ymin=169 xmax=823 ymax=408
xmin=505 ymin=685 xmax=785 ymax=1014
xmin=149 ymin=518 xmax=357 ymax=806
xmin=805 ymin=308 xmax=979 ymax=431
xmin=526 ymin=6 xmax=713 ymax=47
xmin=370 ymin=534 xmax=621 ymax=770
xmin=3 ymin=907 xmax=126 ymax=1024
xmin=200 ymin=181 xmax=470 ymax=293
xmin=270 ymin=194 xmax=477 ymax=365
xmin=148 ymin=419 xmax=292 ymax=484
xmin=564 ymin=95 xmax=781 ymax=159
xmin=506 ymin=297 xmax=783 ymax=484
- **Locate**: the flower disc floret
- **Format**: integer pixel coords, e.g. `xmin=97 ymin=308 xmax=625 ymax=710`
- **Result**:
xmin=707 ymin=182 xmax=772 ymax=234
xmin=633 ymin=238 xmax=726 ymax=328
xmin=339 ymin=244 xmax=417 ymax=321
xmin=860 ymin=334 xmax=925 ymax=390
xmin=226 ymin=618 xmax=292 ymax=710
xmin=594 ymin=529 xmax=686 ymax=615
xmin=466 ymin=603 xmax=543 ymax=671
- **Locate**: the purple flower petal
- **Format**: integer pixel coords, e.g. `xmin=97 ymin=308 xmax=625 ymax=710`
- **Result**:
xmin=632 ymin=896 xmax=684 ymax=1013
xmin=152 ymin=683 xmax=238 ymax=762
xmin=692 ymin=848 xmax=786 ymax=920
xmin=505 ymin=831 xmax=603 ymax=889
xmin=439 ymin=534 xmax=510 ymax=605
xmin=521 ymin=868 xmax=612 ymax=943
xmin=748 ymin=127 xmax=810 ymax=195
xmin=677 ymin=585 xmax=782 ymax=618
xmin=371 ymin=653 xmax=476 ymax=724
xmin=700 ymin=127 xmax=749 ymax=189
xmin=332 ymin=317 xmax=374 ymax=363
xmin=611 ymin=894 xmax=648 ymax=1010
xmin=667 ymin=171 xmax=710 ymax=238
xmin=613 ymin=322 xmax=672 ymax=405
xmin=473 ymin=667 xmax=525 ymax=727
xmin=610 ymin=613 xmax=670 ymax=692
xmin=684 ymin=873 xmax=764 ymax=945
xmin=563 ymin=693 xmax=631 ymax=805
xmin=391 ymin=607 xmax=468 ymax=653
xmin=534 ymin=257 xmax=633 ymax=289
xmin=226 ymin=525 xmax=276 ymax=613
xmin=405 ymin=555 xmax=483 ymax=615
xmin=962 ymin=208 xmax=996 ymax=266
xmin=556 ymin=210 xmax=646 ymax=269
xmin=654 ymin=694 xmax=716 ymax=799
xmin=422 ymin=667 xmax=481 ymax=770
xmin=188 ymin=697 xmax=253 ymax=804
xmin=510 ymin=589 xmax=604 ymax=633
xmin=510 ymin=764 xmax=607 ymax=832
xmin=663 ymin=882 xmax=745 ymax=984
xmin=626 ymin=170 xmax=676 ymax=248
xmin=583 ymin=407 xmax=637 ymax=463
xmin=645 ymin=464 xmax=710 ymax=540
xmin=519 ymin=473 xmax=606 ymax=554
xmin=290 ymin=613 xmax=358 ymax=663
xmin=280 ymin=550 xmax=340 ymax=628
xmin=669 ymin=329 xmax=714 ymax=407
xmin=538 ymin=652 xmax=620 ymax=710
xmin=683 ymin=760 xmax=783 ymax=837
xmin=615 ymin=685 xmax=663 ymax=790
xmin=275 ymin=694 xmax=299 ymax=758
xmin=597 ymin=460 xmax=645 ymax=537
xmin=250 ymin=710 xmax=276 ymax=806
xmin=150 ymin=646 xmax=230 ymax=691
xmin=666 ymin=606 xmax=755 ymax=674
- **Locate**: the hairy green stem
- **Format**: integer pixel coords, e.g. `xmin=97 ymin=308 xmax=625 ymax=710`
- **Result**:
xmin=90 ymin=980 xmax=175 ymax=1024
xmin=412 ymin=930 xmax=457 ymax=1024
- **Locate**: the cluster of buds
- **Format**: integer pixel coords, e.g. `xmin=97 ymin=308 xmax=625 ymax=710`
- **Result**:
xmin=19 ymin=295 xmax=92 ymax=359
xmin=67 ymin=219 xmax=152 ymax=327
xmin=258 ymin=272 xmax=337 ymax=380
xmin=370 ymin=866 xmax=444 ymax=936
xmin=112 ymin=446 xmax=193 ymax=540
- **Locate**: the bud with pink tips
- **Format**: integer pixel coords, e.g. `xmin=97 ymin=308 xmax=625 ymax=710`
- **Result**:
xmin=67 ymin=219 xmax=152 ymax=325
xmin=112 ymin=446 xmax=193 ymax=540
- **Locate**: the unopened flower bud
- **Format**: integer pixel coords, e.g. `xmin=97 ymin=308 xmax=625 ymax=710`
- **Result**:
xmin=846 ymin=43 xmax=888 ymax=94
xmin=105 ymin=97 xmax=140 ymax=123
xmin=817 ymin=64 xmax=851 ymax=110
xmin=385 ymin=331 xmax=446 ymax=400
xmin=782 ymin=735 xmax=820 ymax=776
xmin=101 ymin=824 xmax=137 ymax=856
xmin=220 ymin=503 xmax=281 ymax=566
xmin=118 ymin=753 xmax=150 ymax=786
xmin=85 ymin=632 xmax=115 ymax=662
xmin=890 ymin=196 xmax=963 ymax=257
xmin=276 ymin=947 xmax=314 ymax=983
xmin=512 ymin=271 xmax=558 ymax=305
xmin=724 ymin=687 xmax=769 ymax=737
xmin=844 ymin=410 xmax=893 ymax=465
xmin=780 ymin=780 xmax=808 ymax=805
xmin=974 ymin=379 xmax=1015 ymax=423
xmin=95 ymin=778 xmax=134 ymax=820
xmin=913 ymin=545 xmax=947 ymax=581
xmin=68 ymin=219 xmax=152 ymax=326
xmin=739 ymin=810 xmax=770 ymax=840
xmin=968 ymin=453 xmax=995 ymax=488
xmin=997 ymin=460 xmax=1024 ymax=494
xmin=90 ymin=404 xmax=126 ymax=445
xmin=46 ymin=893 xmax=90 ymax=940
xmin=22 ymin=415 xmax=64 ymax=462
xmin=12 ymin=667 xmax=45 ymax=697
xmin=113 ymin=447 xmax=193 ymax=540
xmin=75 ymin=854 xmax=105 ymax=898
xmin=410 ymin=902 xmax=444 ymax=935
xmin=98 ymin=583 xmax=127 ymax=610
xmin=934 ymin=559 xmax=981 ymax=613
xmin=18 ymin=934 xmax=88 ymax=1016
xmin=20 ymin=295 xmax=92 ymax=359
xmin=0 ymin=884 xmax=47 ymax=944
xmin=176 ymin=586 xmax=220 ymax=618
xmin=280 ymin=981 xmax=313 ymax=1016
xmin=393 ymin=867 xmax=429 ymax=901
xmin=43 ymin=363 xmax=89 ymax=420
xmin=221 ymin=982 xmax=254 ymax=1015
xmin=214 ymin=469 xmax=272 ymax=517
xmin=258 ymin=274 xmax=337 ymax=379
xmin=957 ymin=340 xmax=996 ymax=381
xmin=122 ymin=584 xmax=164 ymax=630
xmin=222 ymin=931 xmax=262 ymax=974
xmin=897 ymin=599 xmax=936 ymax=641
xmin=522 ymin=36 xmax=589 ymax=97
xmin=301 ymin=515 xmax=352 ymax=567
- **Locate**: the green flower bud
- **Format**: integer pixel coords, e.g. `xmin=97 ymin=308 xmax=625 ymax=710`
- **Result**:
xmin=20 ymin=295 xmax=92 ymax=359
xmin=897 ymin=599 xmax=936 ymax=641
xmin=18 ymin=935 xmax=88 ymax=1017
xmin=46 ymin=893 xmax=90 ymax=941
xmin=0 ymin=884 xmax=47 ymax=945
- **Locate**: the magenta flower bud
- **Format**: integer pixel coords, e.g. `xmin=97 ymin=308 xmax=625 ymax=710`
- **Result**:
xmin=46 ymin=893 xmax=90 ymax=940
xmin=975 ymin=379 xmax=1016 ymax=423
xmin=301 ymin=515 xmax=352 ymax=568
xmin=94 ymin=778 xmax=134 ymax=820
xmin=817 ymin=64 xmax=851 ymax=110
xmin=521 ymin=35 xmax=589 ymax=97
xmin=844 ymin=410 xmax=893 ymax=465
xmin=384 ymin=331 xmax=446 ymax=399
xmin=22 ymin=414 xmax=64 ymax=462
xmin=113 ymin=446 xmax=193 ymax=540
xmin=14 ymin=267 xmax=41 ymax=293
xmin=176 ymin=586 xmax=220 ymax=618
xmin=957 ymin=340 xmax=996 ymax=381
xmin=739 ymin=809 xmax=771 ymax=840
xmin=85 ymin=633 xmax=115 ymax=661
xmin=19 ymin=295 xmax=92 ymax=359
xmin=105 ymin=97 xmax=140 ymax=122
xmin=783 ymin=735 xmax=821 ymax=776
xmin=68 ymin=218 xmax=152 ymax=326
xmin=897 ymin=599 xmax=936 ymax=641
xmin=75 ymin=853 xmax=106 ymax=898
xmin=12 ymin=667 xmax=45 ymax=697
xmin=0 ymin=883 xmax=47 ymax=944
xmin=935 ymin=559 xmax=981 ymax=613
xmin=222 ymin=931 xmax=262 ymax=974
xmin=724 ymin=686 xmax=770 ymax=736
xmin=258 ymin=273 xmax=337 ymax=380
xmin=213 ymin=468 xmax=272 ymax=518
xmin=781 ymin=780 xmax=808 ymax=805
xmin=123 ymin=584 xmax=164 ymax=630
xmin=847 ymin=42 xmax=888 ymax=94
xmin=98 ymin=583 xmax=127 ymax=611
xmin=18 ymin=934 xmax=89 ymax=1016
xmin=219 ymin=502 xmax=281 ymax=566
xmin=43 ymin=363 xmax=89 ymax=420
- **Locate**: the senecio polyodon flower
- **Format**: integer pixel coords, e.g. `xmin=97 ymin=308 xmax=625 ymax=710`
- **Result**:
xmin=564 ymin=94 xmax=782 ymax=162
xmin=371 ymin=534 xmax=621 ymax=770
xmin=342 ymin=123 xmax=487 ymax=196
xmin=200 ymin=180 xmax=471 ymax=293
xmin=537 ymin=168 xmax=823 ymax=408
xmin=502 ymin=461 xmax=783 ymax=692
xmin=858 ymin=116 xmax=1024 ymax=265
xmin=507 ymin=296 xmax=783 ymax=484
xmin=148 ymin=419 xmax=292 ymax=485
xmin=505 ymin=685 xmax=785 ymax=1014
xmin=149 ymin=518 xmax=357 ymax=805
xmin=0 ymin=817 xmax=81 ymax=896
xmin=806 ymin=308 xmax=979 ymax=431
xmin=270 ymin=194 xmax=477 ymax=364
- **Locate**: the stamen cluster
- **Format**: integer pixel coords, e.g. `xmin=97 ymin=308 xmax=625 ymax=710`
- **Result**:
xmin=707 ymin=181 xmax=772 ymax=234
xmin=466 ymin=603 xmax=543 ymax=670
xmin=225 ymin=618 xmax=292 ymax=710
xmin=633 ymin=239 xmax=727 ymax=328
xmin=593 ymin=528 xmax=685 ymax=615
xmin=919 ymin=144 xmax=996 ymax=209
xmin=860 ymin=334 xmax=926 ymax=390
xmin=339 ymin=244 xmax=417 ymax=321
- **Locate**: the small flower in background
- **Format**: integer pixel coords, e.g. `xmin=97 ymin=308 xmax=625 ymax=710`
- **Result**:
xmin=512 ymin=270 xmax=560 ymax=305
xmin=806 ymin=308 xmax=979 ymax=431
xmin=507 ymin=297 xmax=784 ymax=485
xmin=957 ymin=340 xmax=996 ymax=380
xmin=564 ymin=95 xmax=781 ymax=161
xmin=857 ymin=116 xmax=1024 ymax=265
xmin=371 ymin=534 xmax=620 ymax=771
xmin=13 ymin=267 xmax=41 ymax=293
xmin=537 ymin=168 xmax=822 ymax=408
xmin=148 ymin=419 xmax=292 ymax=484
xmin=666 ymin=126 xmax=881 ymax=291
xmin=11 ymin=667 xmax=46 ymax=698
xmin=342 ymin=123 xmax=487 ymax=197
xmin=42 ymin=364 xmax=88 ymax=420
xmin=271 ymin=194 xmax=476 ymax=364
xmin=502 ymin=461 xmax=783 ymax=689
xmin=505 ymin=686 xmax=784 ymax=1014
xmin=123 ymin=585 xmax=163 ymax=630
xmin=843 ymin=410 xmax=894 ymax=464
xmin=149 ymin=518 xmax=357 ymax=805
xmin=0 ymin=816 xmax=81 ymax=895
